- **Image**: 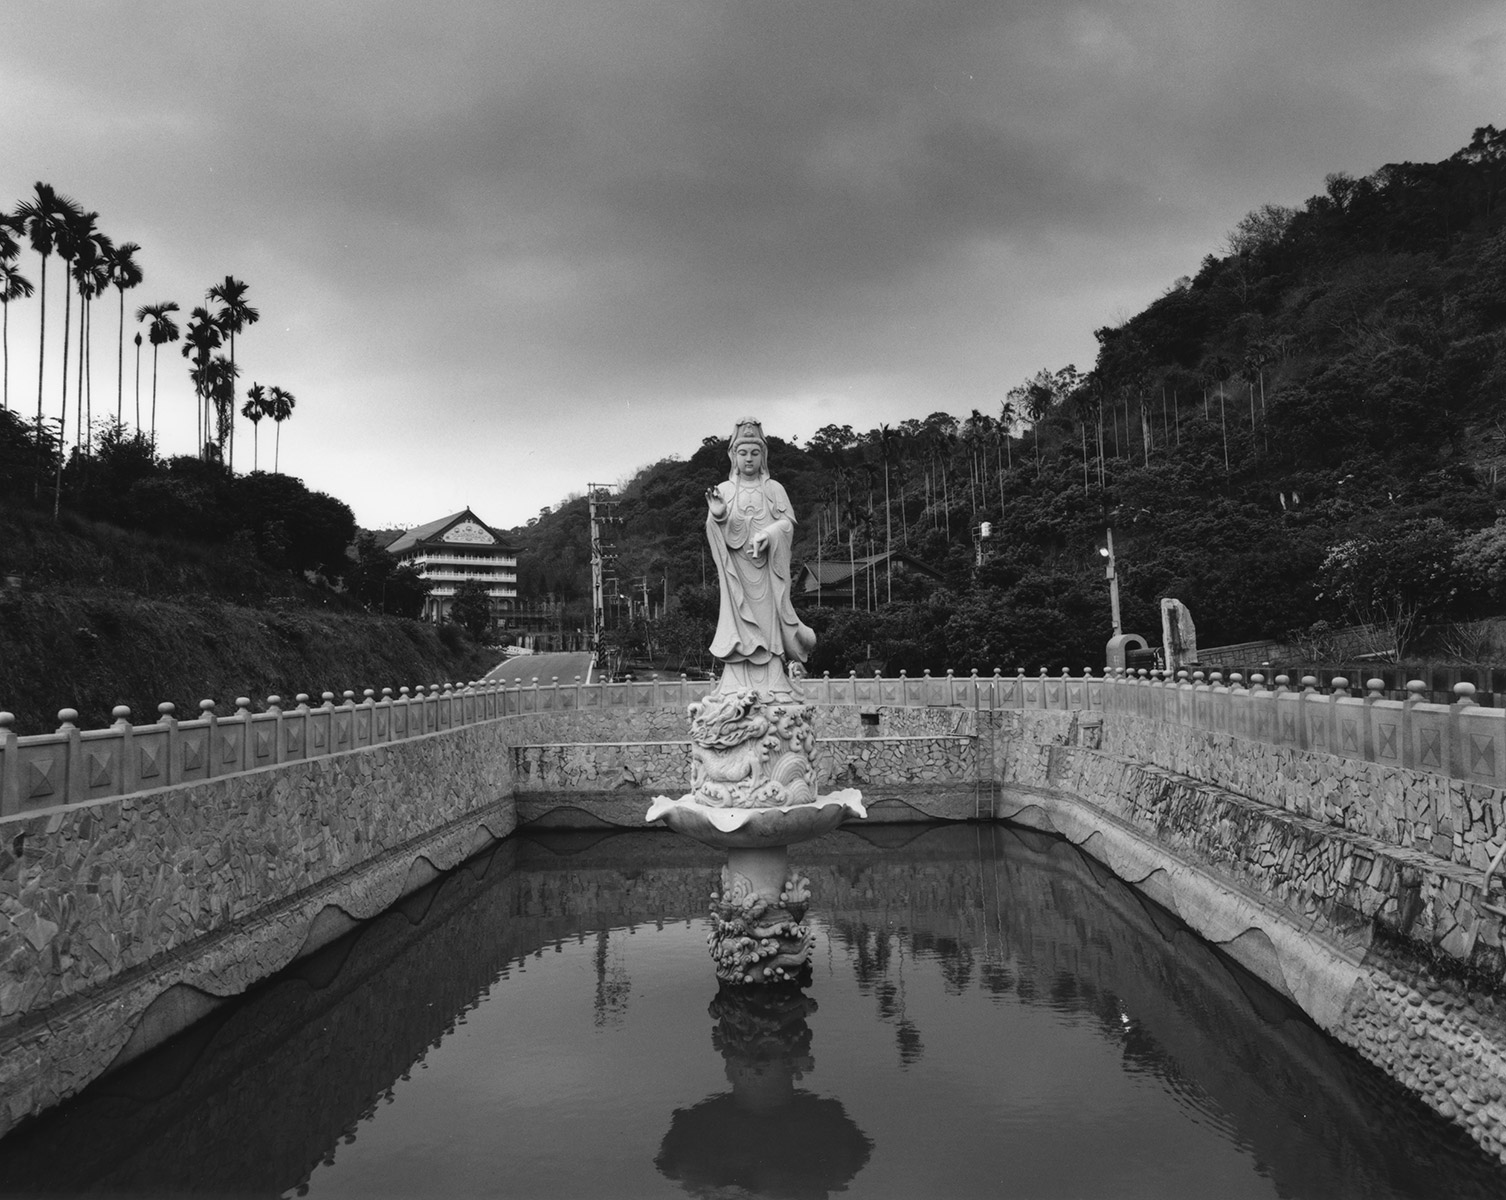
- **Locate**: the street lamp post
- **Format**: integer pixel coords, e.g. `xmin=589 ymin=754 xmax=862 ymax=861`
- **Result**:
xmin=1098 ymin=528 xmax=1122 ymax=637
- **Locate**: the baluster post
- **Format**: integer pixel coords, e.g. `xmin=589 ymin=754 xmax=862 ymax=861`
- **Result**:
xmin=1448 ymin=681 xmax=1477 ymax=779
xmin=0 ymin=712 xmax=17 ymax=817
xmin=233 ymin=697 xmax=252 ymax=770
xmin=1362 ymin=677 xmax=1384 ymax=762
xmin=112 ymin=706 xmax=137 ymax=795
xmin=266 ymin=695 xmax=285 ymax=763
xmin=1402 ymin=680 xmax=1426 ymax=770
xmin=55 ymin=709 xmax=83 ymax=804
xmin=159 ymin=702 xmax=180 ymax=784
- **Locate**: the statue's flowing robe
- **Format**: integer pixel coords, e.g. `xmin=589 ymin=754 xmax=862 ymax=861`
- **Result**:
xmin=707 ymin=478 xmax=815 ymax=665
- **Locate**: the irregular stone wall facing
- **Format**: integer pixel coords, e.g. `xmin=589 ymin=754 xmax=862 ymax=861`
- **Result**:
xmin=1099 ymin=713 xmax=1506 ymax=875
xmin=510 ymin=705 xmax=979 ymax=820
xmin=0 ymin=722 xmax=518 ymax=1134
xmin=990 ymin=708 xmax=1506 ymax=1164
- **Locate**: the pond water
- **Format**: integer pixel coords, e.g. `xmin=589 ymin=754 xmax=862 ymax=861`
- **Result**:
xmin=2 ymin=823 xmax=1504 ymax=1199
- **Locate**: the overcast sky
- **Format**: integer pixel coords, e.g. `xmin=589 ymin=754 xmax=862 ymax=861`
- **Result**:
xmin=3 ymin=1 xmax=1501 ymax=530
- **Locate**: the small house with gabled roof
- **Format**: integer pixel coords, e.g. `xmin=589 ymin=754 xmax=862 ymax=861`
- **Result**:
xmin=385 ymin=508 xmax=518 ymax=625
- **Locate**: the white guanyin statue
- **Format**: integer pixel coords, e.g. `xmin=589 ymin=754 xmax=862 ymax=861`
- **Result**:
xmin=647 ymin=417 xmax=865 ymax=986
xmin=703 ymin=418 xmax=816 ymax=700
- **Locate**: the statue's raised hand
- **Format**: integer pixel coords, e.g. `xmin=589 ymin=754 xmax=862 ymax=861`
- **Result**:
xmin=705 ymin=485 xmax=727 ymax=520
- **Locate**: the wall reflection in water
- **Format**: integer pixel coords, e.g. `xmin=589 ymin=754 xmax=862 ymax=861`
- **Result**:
xmin=0 ymin=825 xmax=1504 ymax=1199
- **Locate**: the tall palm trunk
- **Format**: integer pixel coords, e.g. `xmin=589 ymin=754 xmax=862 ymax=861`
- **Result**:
xmin=3 ymin=299 xmax=10 ymax=414
xmin=150 ymin=344 xmax=160 ymax=447
xmin=1096 ymin=399 xmax=1106 ymax=491
xmin=941 ymin=465 xmax=950 ymax=539
xmin=848 ymin=530 xmax=856 ymax=611
xmin=227 ymin=330 xmax=236 ymax=472
xmin=33 ymin=255 xmax=47 ymax=444
xmin=883 ymin=460 xmax=892 ymax=604
xmin=53 ymin=279 xmax=76 ymax=519
xmin=117 ymin=289 xmax=126 ymax=425
xmin=59 ymin=272 xmax=72 ymax=453
xmin=1219 ymin=382 xmax=1230 ymax=474
xmin=76 ymin=291 xmax=87 ymax=450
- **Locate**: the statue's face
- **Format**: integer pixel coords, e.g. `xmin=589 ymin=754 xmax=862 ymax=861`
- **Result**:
xmin=734 ymin=442 xmax=763 ymax=477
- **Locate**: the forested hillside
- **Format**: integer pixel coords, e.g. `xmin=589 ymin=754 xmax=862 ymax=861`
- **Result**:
xmin=512 ymin=128 xmax=1506 ymax=675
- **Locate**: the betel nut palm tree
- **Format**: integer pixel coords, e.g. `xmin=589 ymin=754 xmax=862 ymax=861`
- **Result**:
xmin=242 ymin=382 xmax=267 ymax=471
xmin=107 ymin=241 xmax=143 ymax=428
xmin=69 ymin=221 xmax=113 ymax=452
xmin=266 ymin=384 xmax=295 ymax=473
xmin=51 ymin=207 xmax=98 ymax=459
xmin=201 ymin=354 xmax=240 ymax=457
xmin=207 ymin=275 xmax=257 ymax=473
xmin=0 ymin=219 xmax=35 ymax=413
xmin=135 ymin=300 xmax=179 ymax=448
xmin=180 ymin=306 xmax=221 ymax=460
xmin=14 ymin=183 xmax=83 ymax=472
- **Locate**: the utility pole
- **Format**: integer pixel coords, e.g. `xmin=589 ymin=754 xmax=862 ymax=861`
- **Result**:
xmin=1099 ymin=527 xmax=1122 ymax=636
xmin=588 ymin=484 xmax=620 ymax=669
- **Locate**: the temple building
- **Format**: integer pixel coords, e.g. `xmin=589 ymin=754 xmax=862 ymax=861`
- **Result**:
xmin=385 ymin=508 xmax=518 ymax=626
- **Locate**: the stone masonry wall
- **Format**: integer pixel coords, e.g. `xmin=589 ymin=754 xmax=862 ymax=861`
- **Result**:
xmin=1100 ymin=712 xmax=1506 ymax=876
xmin=995 ymin=708 xmax=1505 ymax=980
xmin=0 ymin=721 xmax=518 ymax=1131
xmin=991 ymin=707 xmax=1506 ymax=1162
xmin=10 ymin=690 xmax=1506 ymax=1159
xmin=510 ymin=704 xmax=977 ymax=795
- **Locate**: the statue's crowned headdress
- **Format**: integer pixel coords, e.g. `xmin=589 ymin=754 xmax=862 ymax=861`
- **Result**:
xmin=727 ymin=417 xmax=769 ymax=481
xmin=731 ymin=418 xmax=765 ymax=449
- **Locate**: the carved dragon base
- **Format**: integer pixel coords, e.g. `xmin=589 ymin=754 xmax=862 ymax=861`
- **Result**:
xmin=646 ymin=684 xmax=865 ymax=987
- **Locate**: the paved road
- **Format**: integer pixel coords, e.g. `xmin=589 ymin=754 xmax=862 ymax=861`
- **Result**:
xmin=483 ymin=652 xmax=596 ymax=686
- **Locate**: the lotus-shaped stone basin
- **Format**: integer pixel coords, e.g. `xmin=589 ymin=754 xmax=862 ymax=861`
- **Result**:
xmin=645 ymin=790 xmax=866 ymax=851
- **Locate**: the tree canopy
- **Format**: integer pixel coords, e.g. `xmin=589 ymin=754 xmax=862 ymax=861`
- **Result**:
xmin=504 ymin=128 xmax=1506 ymax=672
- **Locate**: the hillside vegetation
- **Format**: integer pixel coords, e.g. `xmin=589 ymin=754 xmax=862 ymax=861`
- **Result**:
xmin=0 ymin=508 xmax=497 ymax=735
xmin=508 ymin=127 xmax=1506 ymax=675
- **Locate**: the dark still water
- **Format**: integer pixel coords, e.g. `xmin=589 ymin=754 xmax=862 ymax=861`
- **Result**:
xmin=3 ymin=824 xmax=1504 ymax=1199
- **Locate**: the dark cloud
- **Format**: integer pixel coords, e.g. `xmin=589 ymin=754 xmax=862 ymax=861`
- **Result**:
xmin=3 ymin=1 xmax=1501 ymax=526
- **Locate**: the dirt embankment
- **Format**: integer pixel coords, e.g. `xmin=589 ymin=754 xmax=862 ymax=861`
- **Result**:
xmin=0 ymin=509 xmax=500 ymax=735
xmin=0 ymin=590 xmax=501 ymax=735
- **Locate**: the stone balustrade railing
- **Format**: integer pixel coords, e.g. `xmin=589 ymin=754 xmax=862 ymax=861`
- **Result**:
xmin=3 ymin=665 xmax=1503 ymax=817
xmin=1102 ymin=667 xmax=1506 ymax=789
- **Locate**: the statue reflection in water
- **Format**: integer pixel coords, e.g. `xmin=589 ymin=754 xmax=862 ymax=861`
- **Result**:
xmin=656 ymin=985 xmax=872 ymax=1199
